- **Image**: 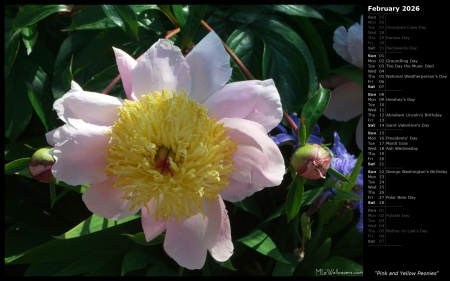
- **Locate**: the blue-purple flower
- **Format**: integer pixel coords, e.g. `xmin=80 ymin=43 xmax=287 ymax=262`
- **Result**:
xmin=331 ymin=132 xmax=363 ymax=233
xmin=269 ymin=113 xmax=324 ymax=149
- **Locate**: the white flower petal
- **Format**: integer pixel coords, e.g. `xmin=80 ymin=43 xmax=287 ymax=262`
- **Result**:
xmin=53 ymin=82 xmax=124 ymax=127
xmin=324 ymin=80 xmax=363 ymax=121
xmin=186 ymin=31 xmax=232 ymax=103
xmin=347 ymin=22 xmax=363 ymax=69
xmin=333 ymin=26 xmax=352 ymax=64
xmin=46 ymin=119 xmax=110 ymax=185
xmin=208 ymin=198 xmax=233 ymax=262
xmin=220 ymin=178 xmax=260 ymax=202
xmin=164 ymin=198 xmax=222 ymax=270
xmin=131 ymin=39 xmax=191 ymax=100
xmin=82 ymin=177 xmax=140 ymax=220
xmin=141 ymin=199 xmax=167 ymax=242
xmin=219 ymin=117 xmax=285 ymax=201
xmin=113 ymin=47 xmax=137 ymax=100
xmin=333 ymin=16 xmax=363 ymax=70
xmin=203 ymin=79 xmax=282 ymax=132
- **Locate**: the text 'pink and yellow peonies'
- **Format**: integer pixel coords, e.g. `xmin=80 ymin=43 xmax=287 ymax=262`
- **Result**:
xmin=45 ymin=31 xmax=285 ymax=270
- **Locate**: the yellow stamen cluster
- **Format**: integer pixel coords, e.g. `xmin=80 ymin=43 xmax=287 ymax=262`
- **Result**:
xmin=105 ymin=89 xmax=238 ymax=221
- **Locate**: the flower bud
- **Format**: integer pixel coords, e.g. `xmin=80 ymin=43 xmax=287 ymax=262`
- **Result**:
xmin=290 ymin=143 xmax=331 ymax=180
xmin=29 ymin=147 xmax=55 ymax=183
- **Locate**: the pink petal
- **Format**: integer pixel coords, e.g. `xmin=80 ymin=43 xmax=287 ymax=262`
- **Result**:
xmin=131 ymin=39 xmax=191 ymax=100
xmin=333 ymin=26 xmax=352 ymax=64
xmin=54 ymin=81 xmax=124 ymax=127
xmin=82 ymin=176 xmax=140 ymax=220
xmin=164 ymin=198 xmax=222 ymax=270
xmin=220 ymin=178 xmax=261 ymax=202
xmin=46 ymin=119 xmax=110 ymax=185
xmin=356 ymin=116 xmax=363 ymax=150
xmin=203 ymin=79 xmax=282 ymax=132
xmin=333 ymin=19 xmax=363 ymax=70
xmin=219 ymin=118 xmax=285 ymax=202
xmin=113 ymin=47 xmax=137 ymax=100
xmin=323 ymin=80 xmax=363 ymax=122
xmin=348 ymin=25 xmax=363 ymax=69
xmin=186 ymin=31 xmax=232 ymax=104
xmin=141 ymin=199 xmax=167 ymax=242
xmin=208 ymin=197 xmax=233 ymax=262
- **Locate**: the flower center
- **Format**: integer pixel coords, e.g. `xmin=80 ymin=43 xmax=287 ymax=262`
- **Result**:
xmin=105 ymin=89 xmax=238 ymax=221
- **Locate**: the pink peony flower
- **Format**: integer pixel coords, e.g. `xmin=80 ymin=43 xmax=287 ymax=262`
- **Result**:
xmin=332 ymin=16 xmax=363 ymax=70
xmin=323 ymin=16 xmax=363 ymax=150
xmin=322 ymin=75 xmax=363 ymax=150
xmin=45 ymin=31 xmax=285 ymax=270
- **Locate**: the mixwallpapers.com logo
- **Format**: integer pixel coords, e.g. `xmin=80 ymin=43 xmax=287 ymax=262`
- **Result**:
xmin=315 ymin=268 xmax=363 ymax=276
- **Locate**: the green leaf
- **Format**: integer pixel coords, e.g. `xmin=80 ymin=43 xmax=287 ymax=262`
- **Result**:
xmin=157 ymin=5 xmax=178 ymax=25
xmin=318 ymin=256 xmax=363 ymax=276
xmin=121 ymin=247 xmax=157 ymax=276
xmin=53 ymin=31 xmax=91 ymax=100
xmin=273 ymin=4 xmax=324 ymax=20
xmin=49 ymin=182 xmax=57 ymax=208
xmin=55 ymin=213 xmax=140 ymax=239
xmin=13 ymin=5 xmax=71 ymax=28
xmin=301 ymin=85 xmax=331 ymax=141
xmin=300 ymin=212 xmax=311 ymax=240
xmin=7 ymin=222 xmax=137 ymax=264
xmin=20 ymin=24 xmax=38 ymax=55
xmin=327 ymin=167 xmax=350 ymax=183
xmin=302 ymin=187 xmax=326 ymax=206
xmin=254 ymin=17 xmax=316 ymax=113
xmin=66 ymin=5 xmax=117 ymax=31
xmin=257 ymin=203 xmax=285 ymax=229
xmin=319 ymin=5 xmax=357 ymax=15
xmin=4 ymin=158 xmax=30 ymax=175
xmin=145 ymin=262 xmax=179 ymax=276
xmin=333 ymin=64 xmax=363 ymax=85
xmin=286 ymin=175 xmax=305 ymax=223
xmin=272 ymin=255 xmax=298 ymax=276
xmin=295 ymin=17 xmax=331 ymax=79
xmin=172 ymin=5 xmax=188 ymax=27
xmin=332 ymin=226 xmax=363 ymax=259
xmin=231 ymin=196 xmax=264 ymax=220
xmin=174 ymin=5 xmax=208 ymax=50
xmin=122 ymin=232 xmax=164 ymax=246
xmin=5 ymin=66 xmax=33 ymax=141
xmin=71 ymin=28 xmax=137 ymax=88
xmin=54 ymin=251 xmax=121 ymax=276
xmin=25 ymin=260 xmax=75 ymax=276
xmin=227 ymin=28 xmax=264 ymax=80
xmin=55 ymin=181 xmax=88 ymax=194
xmin=81 ymin=64 xmax=123 ymax=97
xmin=334 ymin=189 xmax=362 ymax=201
xmin=238 ymin=229 xmax=289 ymax=264
xmin=305 ymin=237 xmax=331 ymax=268
xmin=18 ymin=57 xmax=56 ymax=131
xmin=215 ymin=259 xmax=237 ymax=271
xmin=342 ymin=151 xmax=363 ymax=192
xmin=4 ymin=137 xmax=45 ymax=161
xmin=321 ymin=209 xmax=353 ymax=238
xmin=5 ymin=28 xmax=21 ymax=77
xmin=101 ymin=5 xmax=139 ymax=40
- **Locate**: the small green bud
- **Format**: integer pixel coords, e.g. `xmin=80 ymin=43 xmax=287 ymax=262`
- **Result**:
xmin=291 ymin=143 xmax=331 ymax=180
xmin=29 ymin=147 xmax=55 ymax=183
